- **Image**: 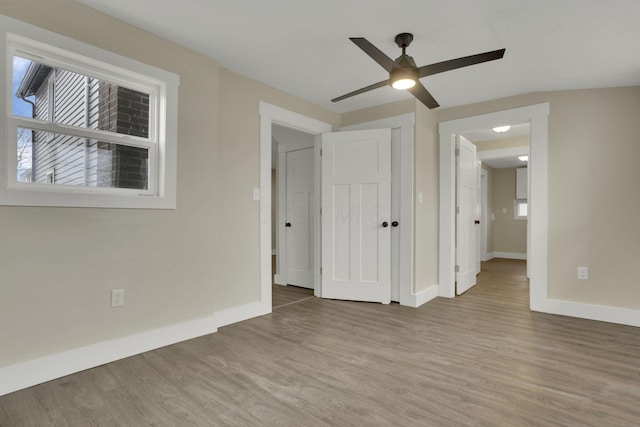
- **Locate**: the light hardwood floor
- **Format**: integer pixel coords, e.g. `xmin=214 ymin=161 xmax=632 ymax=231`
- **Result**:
xmin=272 ymin=284 xmax=314 ymax=309
xmin=1 ymin=259 xmax=639 ymax=426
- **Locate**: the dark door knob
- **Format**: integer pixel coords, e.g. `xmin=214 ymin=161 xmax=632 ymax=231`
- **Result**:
xmin=381 ymin=221 xmax=389 ymax=228
xmin=474 ymin=220 xmax=480 ymax=224
xmin=286 ymin=222 xmax=292 ymax=227
xmin=391 ymin=221 xmax=399 ymax=227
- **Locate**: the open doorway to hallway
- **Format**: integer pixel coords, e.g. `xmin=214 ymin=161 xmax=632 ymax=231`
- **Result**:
xmin=271 ymin=123 xmax=317 ymax=308
xmin=460 ymin=122 xmax=530 ymax=286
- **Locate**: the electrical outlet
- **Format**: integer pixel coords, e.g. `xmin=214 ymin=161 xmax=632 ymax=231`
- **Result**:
xmin=577 ymin=266 xmax=589 ymax=280
xmin=111 ymin=289 xmax=124 ymax=307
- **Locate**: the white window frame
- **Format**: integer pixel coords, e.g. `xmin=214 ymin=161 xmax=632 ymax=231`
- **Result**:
xmin=0 ymin=15 xmax=179 ymax=209
xmin=515 ymin=199 xmax=528 ymax=220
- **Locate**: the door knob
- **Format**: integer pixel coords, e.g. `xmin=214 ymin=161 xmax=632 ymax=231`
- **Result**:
xmin=391 ymin=221 xmax=399 ymax=227
xmin=381 ymin=221 xmax=389 ymax=228
xmin=286 ymin=222 xmax=292 ymax=227
xmin=474 ymin=220 xmax=480 ymax=224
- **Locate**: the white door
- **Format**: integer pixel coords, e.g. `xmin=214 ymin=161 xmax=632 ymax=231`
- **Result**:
xmin=321 ymin=129 xmax=391 ymax=303
xmin=286 ymin=147 xmax=314 ymax=288
xmin=456 ymin=135 xmax=479 ymax=295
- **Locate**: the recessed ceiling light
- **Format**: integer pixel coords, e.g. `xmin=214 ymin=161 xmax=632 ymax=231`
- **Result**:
xmin=518 ymin=155 xmax=529 ymax=162
xmin=493 ymin=125 xmax=511 ymax=133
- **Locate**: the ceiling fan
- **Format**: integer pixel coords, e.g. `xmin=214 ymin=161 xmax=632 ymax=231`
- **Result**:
xmin=331 ymin=33 xmax=505 ymax=109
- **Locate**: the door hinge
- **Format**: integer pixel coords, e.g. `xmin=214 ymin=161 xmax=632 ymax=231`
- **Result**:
xmin=455 ymin=265 xmax=460 ymax=273
xmin=320 ymin=267 xmax=322 ymax=275
xmin=455 ymin=148 xmax=460 ymax=156
xmin=456 ymin=206 xmax=460 ymax=214
xmin=320 ymin=148 xmax=323 ymax=156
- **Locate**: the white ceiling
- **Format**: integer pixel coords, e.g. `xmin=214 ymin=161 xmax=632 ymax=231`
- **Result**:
xmin=75 ymin=0 xmax=640 ymax=113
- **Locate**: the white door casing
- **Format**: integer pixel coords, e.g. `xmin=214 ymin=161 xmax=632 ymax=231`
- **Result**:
xmin=285 ymin=147 xmax=314 ymax=288
xmin=475 ymin=160 xmax=482 ymax=275
xmin=456 ymin=135 xmax=478 ymax=295
xmin=321 ymin=129 xmax=392 ymax=303
xmin=480 ymin=169 xmax=489 ymax=262
xmin=438 ymin=103 xmax=548 ymax=310
xmin=390 ymin=128 xmax=401 ymax=302
xmin=259 ymin=102 xmax=332 ymax=314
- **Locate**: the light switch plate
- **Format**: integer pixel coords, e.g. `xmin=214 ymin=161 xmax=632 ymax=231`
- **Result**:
xmin=253 ymin=188 xmax=260 ymax=201
xmin=578 ymin=266 xmax=589 ymax=280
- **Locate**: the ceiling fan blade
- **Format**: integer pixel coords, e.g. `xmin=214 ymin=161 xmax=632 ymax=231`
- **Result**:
xmin=418 ymin=48 xmax=505 ymax=78
xmin=331 ymin=79 xmax=390 ymax=103
xmin=349 ymin=37 xmax=399 ymax=72
xmin=408 ymin=81 xmax=440 ymax=109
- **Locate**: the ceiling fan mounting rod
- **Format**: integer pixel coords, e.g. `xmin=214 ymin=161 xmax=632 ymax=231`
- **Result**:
xmin=395 ymin=32 xmax=414 ymax=51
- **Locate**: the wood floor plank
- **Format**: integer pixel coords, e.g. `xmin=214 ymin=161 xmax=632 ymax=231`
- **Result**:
xmin=1 ymin=259 xmax=639 ymax=426
xmin=272 ymin=284 xmax=314 ymax=309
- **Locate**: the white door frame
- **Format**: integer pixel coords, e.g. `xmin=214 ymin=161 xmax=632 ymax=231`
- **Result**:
xmin=341 ymin=113 xmax=418 ymax=307
xmin=480 ymin=169 xmax=489 ymax=262
xmin=259 ymin=102 xmax=332 ymax=312
xmin=438 ymin=103 xmax=549 ymax=311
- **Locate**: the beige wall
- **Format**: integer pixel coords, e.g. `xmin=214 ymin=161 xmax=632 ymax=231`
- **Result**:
xmin=0 ymin=2 xmax=339 ymax=368
xmin=216 ymin=68 xmax=339 ymax=310
xmin=481 ymin=163 xmax=495 ymax=254
xmin=438 ymin=87 xmax=640 ymax=310
xmin=0 ymin=2 xmax=220 ymax=368
xmin=341 ymin=98 xmax=416 ymax=128
xmin=492 ymin=168 xmax=527 ymax=254
xmin=414 ymin=103 xmax=439 ymax=293
xmin=1 ymin=2 xmax=639 ymax=373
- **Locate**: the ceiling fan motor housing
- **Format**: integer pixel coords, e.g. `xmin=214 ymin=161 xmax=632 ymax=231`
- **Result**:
xmin=389 ymin=65 xmax=418 ymax=87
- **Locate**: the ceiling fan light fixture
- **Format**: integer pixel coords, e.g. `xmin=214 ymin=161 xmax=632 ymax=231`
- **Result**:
xmin=390 ymin=67 xmax=418 ymax=90
xmin=392 ymin=78 xmax=416 ymax=90
xmin=493 ymin=125 xmax=511 ymax=133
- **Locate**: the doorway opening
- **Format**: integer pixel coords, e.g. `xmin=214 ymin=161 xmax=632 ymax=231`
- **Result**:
xmin=439 ymin=103 xmax=549 ymax=311
xmin=272 ymin=123 xmax=317 ymax=307
xmin=460 ymin=123 xmax=531 ymax=287
xmin=259 ymin=102 xmax=332 ymax=314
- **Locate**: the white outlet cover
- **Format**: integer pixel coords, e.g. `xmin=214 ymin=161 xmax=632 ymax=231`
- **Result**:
xmin=111 ymin=289 xmax=125 ymax=307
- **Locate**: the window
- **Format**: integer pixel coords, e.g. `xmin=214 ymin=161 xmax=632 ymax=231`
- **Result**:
xmin=515 ymin=199 xmax=528 ymax=220
xmin=1 ymin=17 xmax=179 ymax=208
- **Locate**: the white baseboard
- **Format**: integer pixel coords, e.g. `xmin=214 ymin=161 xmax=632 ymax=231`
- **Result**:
xmin=536 ymin=298 xmax=640 ymax=328
xmin=273 ymin=274 xmax=285 ymax=286
xmin=1 ymin=299 xmax=273 ymax=397
xmin=214 ymin=300 xmax=271 ymax=328
xmin=404 ymin=285 xmax=439 ymax=308
xmin=481 ymin=252 xmax=495 ymax=261
xmin=494 ymin=251 xmax=527 ymax=260
xmin=272 ymin=249 xmax=277 ymax=255
xmin=0 ymin=314 xmax=217 ymax=397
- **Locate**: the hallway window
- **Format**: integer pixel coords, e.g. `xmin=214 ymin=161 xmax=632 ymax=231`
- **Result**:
xmin=515 ymin=199 xmax=528 ymax=219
